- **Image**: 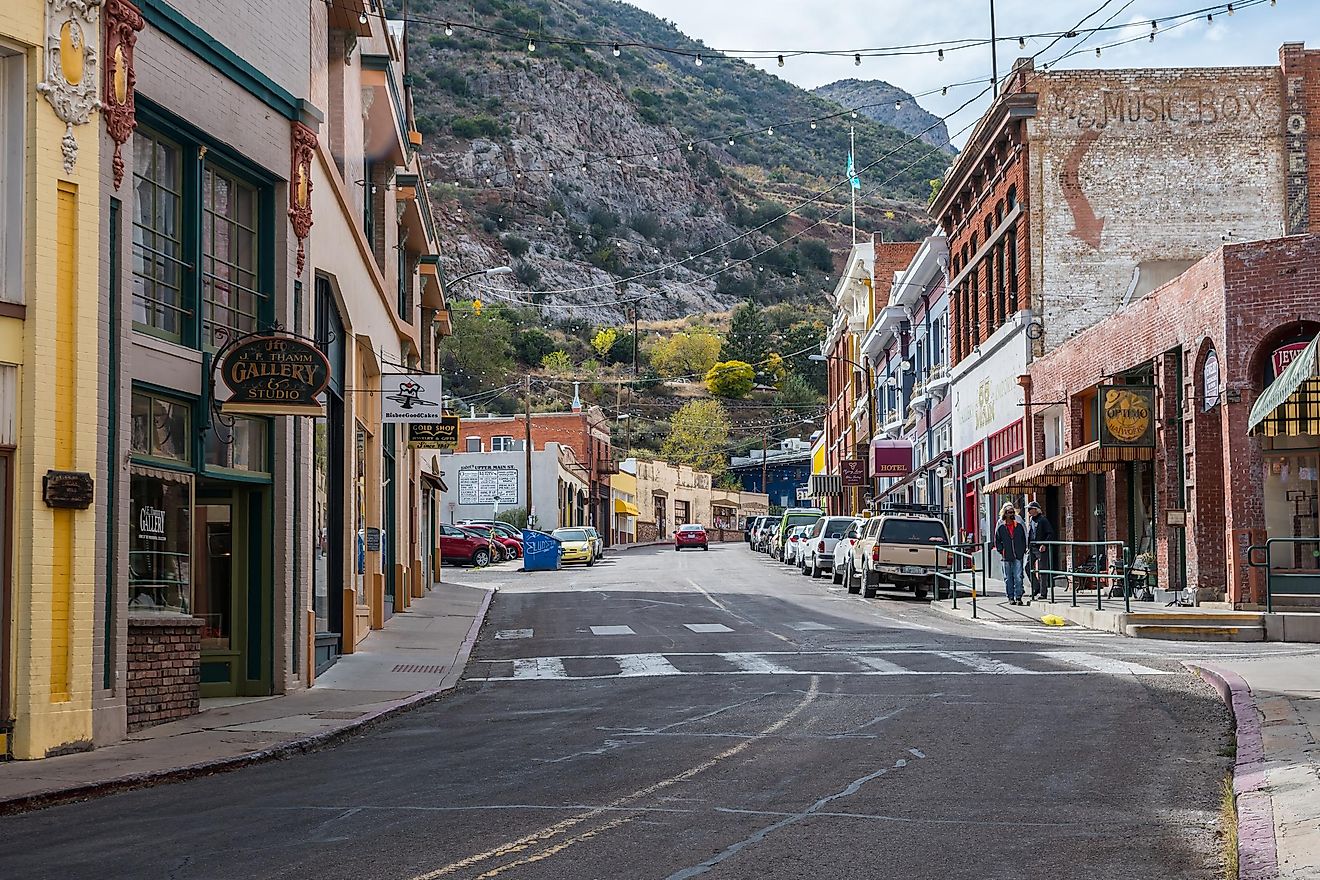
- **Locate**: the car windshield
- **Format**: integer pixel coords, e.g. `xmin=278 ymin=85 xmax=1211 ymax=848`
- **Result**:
xmin=553 ymin=529 xmax=588 ymax=541
xmin=878 ymin=519 xmax=949 ymax=544
xmin=822 ymin=519 xmax=854 ymax=538
xmin=784 ymin=514 xmax=820 ymax=531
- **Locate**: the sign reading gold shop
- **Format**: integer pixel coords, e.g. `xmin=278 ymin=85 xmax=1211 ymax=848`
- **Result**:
xmin=219 ymin=333 xmax=331 ymax=416
xmin=1098 ymin=385 xmax=1156 ymax=448
xmin=409 ymin=417 xmax=460 ymax=450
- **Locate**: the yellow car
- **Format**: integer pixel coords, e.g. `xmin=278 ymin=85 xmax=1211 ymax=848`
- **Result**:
xmin=552 ymin=528 xmax=596 ymax=566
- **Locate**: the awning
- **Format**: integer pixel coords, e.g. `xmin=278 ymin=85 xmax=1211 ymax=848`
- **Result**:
xmin=982 ymin=441 xmax=1152 ymax=494
xmin=613 ymin=499 xmax=641 ymax=516
xmin=810 ymin=474 xmax=843 ymax=496
xmin=880 ymin=451 xmax=951 ymax=500
xmin=420 ymin=472 xmax=448 ymax=493
xmin=1249 ymin=334 xmax=1320 ymax=436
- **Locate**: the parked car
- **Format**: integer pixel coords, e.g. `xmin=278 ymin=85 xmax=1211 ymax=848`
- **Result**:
xmin=848 ymin=505 xmax=950 ymax=600
xmin=832 ymin=518 xmax=866 ymax=585
xmin=459 ymin=520 xmax=524 ymax=542
xmin=753 ymin=519 xmax=775 ymax=552
xmin=583 ymin=526 xmax=605 ymax=560
xmin=457 ymin=525 xmax=521 ymax=561
xmin=773 ymin=508 xmax=823 ymax=561
xmin=675 ymin=523 xmax=708 ymax=551
xmin=437 ymin=524 xmax=496 ymax=567
xmin=551 ymin=527 xmax=595 ymax=565
xmin=783 ymin=525 xmax=811 ymax=566
xmin=800 ymin=516 xmax=860 ymax=579
xmin=745 ymin=516 xmax=767 ymax=544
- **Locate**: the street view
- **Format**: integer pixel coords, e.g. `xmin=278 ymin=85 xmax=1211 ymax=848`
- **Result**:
xmin=2 ymin=0 xmax=1320 ymax=877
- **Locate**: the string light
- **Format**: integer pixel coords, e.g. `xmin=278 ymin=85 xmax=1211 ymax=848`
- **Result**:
xmin=777 ymin=54 xmax=785 ymax=67
xmin=894 ymin=100 xmax=902 ymax=110
xmin=612 ymin=43 xmax=621 ymax=57
xmin=1095 ymin=46 xmax=1101 ymax=56
xmin=938 ymin=48 xmax=944 ymax=61
xmin=766 ymin=126 xmax=773 ymax=135
xmin=695 ymin=54 xmax=703 ymax=66
xmin=527 ymin=38 xmax=536 ymax=52
xmin=1227 ymin=3 xmax=1234 ymax=13
xmin=1206 ymin=12 xmax=1213 ymax=21
xmin=359 ymin=11 xmax=368 ymax=24
xmin=1018 ymin=36 xmax=1026 ymax=49
xmin=728 ymin=137 xmax=734 ymax=145
xmin=444 ymin=22 xmax=453 ymax=36
xmin=854 ymin=53 xmax=861 ymax=66
xmin=810 ymin=120 xmax=817 ymax=130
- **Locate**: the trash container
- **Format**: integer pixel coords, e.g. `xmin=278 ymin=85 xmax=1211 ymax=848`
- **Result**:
xmin=521 ymin=529 xmax=562 ymax=572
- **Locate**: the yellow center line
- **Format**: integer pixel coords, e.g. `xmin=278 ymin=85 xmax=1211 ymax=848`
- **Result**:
xmin=405 ymin=676 xmax=821 ymax=880
xmin=471 ymin=815 xmax=637 ymax=879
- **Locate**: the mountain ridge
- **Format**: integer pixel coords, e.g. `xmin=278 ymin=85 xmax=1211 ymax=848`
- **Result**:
xmin=812 ymin=79 xmax=956 ymax=154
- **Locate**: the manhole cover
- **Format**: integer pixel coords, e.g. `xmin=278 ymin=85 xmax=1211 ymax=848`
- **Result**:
xmin=392 ymin=664 xmax=446 ymax=674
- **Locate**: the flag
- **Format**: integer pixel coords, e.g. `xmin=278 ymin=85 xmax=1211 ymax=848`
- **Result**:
xmin=847 ymin=152 xmax=861 ymax=190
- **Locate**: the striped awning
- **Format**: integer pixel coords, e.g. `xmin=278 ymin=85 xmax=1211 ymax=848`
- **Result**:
xmin=982 ymin=441 xmax=1152 ymax=494
xmin=1249 ymin=334 xmax=1320 ymax=437
xmin=810 ymin=474 xmax=843 ymax=496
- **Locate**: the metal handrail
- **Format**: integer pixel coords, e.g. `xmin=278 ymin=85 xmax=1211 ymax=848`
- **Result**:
xmin=934 ymin=542 xmax=980 ymax=619
xmin=1246 ymin=537 xmax=1320 ymax=612
xmin=1034 ymin=539 xmax=1131 ymax=612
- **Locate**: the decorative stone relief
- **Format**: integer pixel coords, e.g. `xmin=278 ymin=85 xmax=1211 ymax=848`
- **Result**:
xmin=36 ymin=0 xmax=104 ymax=174
xmin=289 ymin=122 xmax=317 ymax=277
xmin=102 ymin=0 xmax=143 ymax=190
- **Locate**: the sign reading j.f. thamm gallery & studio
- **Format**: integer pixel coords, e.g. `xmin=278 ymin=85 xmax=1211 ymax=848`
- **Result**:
xmin=1098 ymin=385 xmax=1156 ymax=448
xmin=220 ymin=333 xmax=331 ymax=416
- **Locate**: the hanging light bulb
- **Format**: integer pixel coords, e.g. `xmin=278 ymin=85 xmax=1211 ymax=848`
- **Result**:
xmin=1095 ymin=47 xmax=1101 ymax=57
xmin=938 ymin=48 xmax=944 ymax=61
xmin=616 ymin=157 xmax=623 ymax=165
xmin=485 ymin=176 xmax=492 ymax=185
xmin=766 ymin=127 xmax=773 ymax=135
xmin=942 ymin=86 xmax=948 ymax=96
xmin=854 ymin=53 xmax=861 ymax=66
xmin=527 ymin=38 xmax=536 ymax=52
xmin=444 ymin=22 xmax=453 ymax=36
xmin=695 ymin=54 xmax=703 ymax=66
xmin=777 ymin=54 xmax=785 ymax=67
xmin=612 ymin=43 xmax=621 ymax=57
xmin=895 ymin=100 xmax=902 ymax=110
xmin=359 ymin=11 xmax=368 ymax=24
xmin=1227 ymin=3 xmax=1234 ymax=14
xmin=653 ymin=154 xmax=659 ymax=162
xmin=810 ymin=119 xmax=817 ymax=130
xmin=581 ymin=163 xmax=588 ymax=173
xmin=728 ymin=137 xmax=734 ymax=146
xmin=1151 ymin=19 xmax=1158 ymax=31
xmin=851 ymin=110 xmax=857 ymax=119
xmin=1206 ymin=12 xmax=1213 ymax=22
xmin=1018 ymin=36 xmax=1026 ymax=49
xmin=687 ymin=142 xmax=694 ymax=151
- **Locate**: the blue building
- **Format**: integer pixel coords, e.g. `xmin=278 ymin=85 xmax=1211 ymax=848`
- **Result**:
xmin=729 ymin=439 xmax=813 ymax=511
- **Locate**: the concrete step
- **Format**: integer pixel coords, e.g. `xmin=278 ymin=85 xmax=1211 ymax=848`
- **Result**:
xmin=1124 ymin=623 xmax=1266 ymax=642
xmin=1126 ymin=611 xmax=1264 ymax=625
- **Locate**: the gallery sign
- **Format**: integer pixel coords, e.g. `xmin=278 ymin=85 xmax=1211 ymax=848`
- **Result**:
xmin=219 ymin=333 xmax=330 ymax=416
xmin=409 ymin=417 xmax=460 ymax=450
xmin=1098 ymin=385 xmax=1156 ymax=448
xmin=382 ymin=373 xmax=444 ymax=422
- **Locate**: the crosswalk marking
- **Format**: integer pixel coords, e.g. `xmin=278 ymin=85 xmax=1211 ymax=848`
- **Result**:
xmin=495 ymin=629 xmax=533 ymax=640
xmin=788 ymin=621 xmax=835 ymax=631
xmin=473 ymin=650 xmax=1173 ymax=683
xmin=589 ymin=625 xmax=636 ymax=636
xmin=684 ymin=623 xmax=734 ymax=633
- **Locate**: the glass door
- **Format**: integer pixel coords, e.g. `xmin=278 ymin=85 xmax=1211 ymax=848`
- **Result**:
xmin=196 ymin=499 xmax=238 ymax=696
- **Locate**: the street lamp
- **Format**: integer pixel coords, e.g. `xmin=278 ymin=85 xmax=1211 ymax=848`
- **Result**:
xmin=446 ymin=265 xmax=513 ymax=289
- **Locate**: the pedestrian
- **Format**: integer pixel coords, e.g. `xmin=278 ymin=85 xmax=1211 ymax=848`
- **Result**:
xmin=1025 ymin=501 xmax=1055 ymax=600
xmin=993 ymin=502 xmax=1028 ymax=605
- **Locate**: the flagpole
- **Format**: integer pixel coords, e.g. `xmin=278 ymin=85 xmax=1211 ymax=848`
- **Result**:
xmin=850 ymin=125 xmax=857 ymax=245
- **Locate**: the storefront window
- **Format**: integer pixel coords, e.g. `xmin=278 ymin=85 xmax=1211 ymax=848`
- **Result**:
xmin=205 ymin=415 xmax=269 ymax=472
xmin=313 ymin=417 xmax=330 ymax=630
xmin=128 ymin=468 xmax=192 ymax=614
xmin=1264 ymin=451 xmax=1320 ymax=569
xmin=131 ymin=391 xmax=191 ymax=462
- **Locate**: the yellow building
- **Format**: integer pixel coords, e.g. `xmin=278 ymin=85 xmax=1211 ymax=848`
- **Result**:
xmin=0 ymin=0 xmax=103 ymax=758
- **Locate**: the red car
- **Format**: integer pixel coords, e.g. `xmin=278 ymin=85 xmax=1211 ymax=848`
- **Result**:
xmin=674 ymin=524 xmax=709 ymax=551
xmin=458 ymin=525 xmax=522 ymax=560
xmin=438 ymin=524 xmax=496 ymax=567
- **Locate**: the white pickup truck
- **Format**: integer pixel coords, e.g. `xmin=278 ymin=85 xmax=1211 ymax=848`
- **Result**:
xmin=848 ymin=509 xmax=950 ymax=600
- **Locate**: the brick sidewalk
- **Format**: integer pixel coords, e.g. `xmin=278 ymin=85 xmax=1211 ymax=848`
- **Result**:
xmin=0 ymin=582 xmax=493 ymax=813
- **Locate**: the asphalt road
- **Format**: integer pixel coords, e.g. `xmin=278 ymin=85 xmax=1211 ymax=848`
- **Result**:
xmin=0 ymin=542 xmax=1266 ymax=879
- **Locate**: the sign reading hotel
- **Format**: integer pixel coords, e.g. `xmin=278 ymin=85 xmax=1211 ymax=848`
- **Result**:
xmin=220 ymin=333 xmax=330 ymax=416
xmin=1098 ymin=385 xmax=1156 ymax=448
xmin=458 ymin=465 xmax=518 ymax=505
xmin=409 ymin=417 xmax=460 ymax=450
xmin=873 ymin=440 xmax=914 ymax=478
xmin=382 ymin=373 xmax=444 ymax=422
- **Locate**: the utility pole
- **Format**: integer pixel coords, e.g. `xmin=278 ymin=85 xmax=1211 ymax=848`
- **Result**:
xmin=631 ymin=307 xmax=639 ymax=376
xmin=761 ymin=432 xmax=769 ymax=496
xmin=524 ymin=375 xmax=533 ymax=527
xmin=989 ymin=0 xmax=1000 ymax=97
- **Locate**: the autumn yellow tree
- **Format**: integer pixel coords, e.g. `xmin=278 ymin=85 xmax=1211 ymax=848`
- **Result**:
xmin=650 ymin=330 xmax=721 ymax=378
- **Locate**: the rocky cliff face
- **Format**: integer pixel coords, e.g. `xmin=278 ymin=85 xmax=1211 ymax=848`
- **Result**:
xmin=813 ymin=79 xmax=956 ymax=154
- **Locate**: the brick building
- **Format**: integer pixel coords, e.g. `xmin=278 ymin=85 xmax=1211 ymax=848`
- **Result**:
xmin=985 ymin=234 xmax=1320 ymax=607
xmin=933 ymin=44 xmax=1320 ymax=544
xmin=458 ymin=406 xmax=615 ymax=537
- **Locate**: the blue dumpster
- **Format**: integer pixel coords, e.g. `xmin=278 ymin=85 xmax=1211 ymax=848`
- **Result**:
xmin=521 ymin=530 xmax=562 ymax=572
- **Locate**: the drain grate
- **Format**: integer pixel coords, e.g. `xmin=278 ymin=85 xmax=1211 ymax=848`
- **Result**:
xmin=392 ymin=664 xmax=446 ymax=674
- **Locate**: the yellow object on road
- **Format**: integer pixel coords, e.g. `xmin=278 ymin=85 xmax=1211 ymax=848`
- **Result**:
xmin=1041 ymin=615 xmax=1068 ymax=627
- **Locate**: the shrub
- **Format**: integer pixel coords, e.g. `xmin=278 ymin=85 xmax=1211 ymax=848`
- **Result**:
xmin=502 ymin=235 xmax=530 ymax=258
xmin=628 ymin=212 xmax=661 ymax=240
xmin=799 ymin=238 xmax=834 ymax=273
xmin=513 ymin=261 xmax=541 ymax=287
xmin=450 ymin=115 xmax=507 ymax=139
xmin=704 ymin=360 xmax=755 ymax=398
xmin=495 ymin=507 xmax=528 ymax=529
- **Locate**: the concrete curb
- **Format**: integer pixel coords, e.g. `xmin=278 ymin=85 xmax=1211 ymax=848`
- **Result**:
xmin=0 ymin=586 xmax=496 ymax=816
xmin=1185 ymin=661 xmax=1280 ymax=880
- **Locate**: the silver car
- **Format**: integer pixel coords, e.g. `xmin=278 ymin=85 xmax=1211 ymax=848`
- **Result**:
xmin=832 ymin=518 xmax=865 ymax=585
xmin=801 ymin=516 xmax=861 ymax=579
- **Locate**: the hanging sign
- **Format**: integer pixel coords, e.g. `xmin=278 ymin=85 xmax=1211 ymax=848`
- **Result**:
xmin=1098 ymin=385 xmax=1156 ymax=448
xmin=409 ymin=417 xmax=460 ymax=450
xmin=1271 ymin=341 xmax=1311 ymax=379
xmin=840 ymin=458 xmax=867 ymax=486
xmin=872 ymin=440 xmax=914 ymax=478
xmin=219 ymin=333 xmax=330 ymax=416
xmin=382 ymin=373 xmax=444 ymax=422
xmin=1202 ymin=348 xmax=1221 ymax=412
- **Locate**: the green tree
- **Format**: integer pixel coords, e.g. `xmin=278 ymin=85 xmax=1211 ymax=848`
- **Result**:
xmin=704 ymin=360 xmax=755 ymax=398
xmin=608 ymin=331 xmax=636 ymax=365
xmin=761 ymin=352 xmax=788 ymax=388
xmin=435 ymin=306 xmax=514 ymax=397
xmin=513 ymin=328 xmax=557 ymax=365
xmin=720 ymin=301 xmax=770 ymax=367
xmin=660 ymin=400 xmax=731 ymax=478
xmin=541 ymin=350 xmax=572 ymax=375
xmin=591 ymin=327 xmax=618 ymax=359
xmin=650 ymin=330 xmax=721 ymax=378
xmin=776 ymin=372 xmax=820 ymax=408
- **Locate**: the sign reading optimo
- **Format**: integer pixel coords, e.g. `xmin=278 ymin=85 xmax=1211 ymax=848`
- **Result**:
xmin=220 ymin=333 xmax=330 ymax=416
xmin=1098 ymin=385 xmax=1156 ymax=448
xmin=409 ymin=417 xmax=460 ymax=450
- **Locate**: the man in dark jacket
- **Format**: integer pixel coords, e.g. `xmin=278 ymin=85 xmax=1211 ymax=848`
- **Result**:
xmin=993 ymin=503 xmax=1028 ymax=605
xmin=1026 ymin=501 xmax=1056 ymax=600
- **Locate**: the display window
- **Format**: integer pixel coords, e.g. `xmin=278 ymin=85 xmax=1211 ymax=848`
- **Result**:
xmin=1264 ymin=449 xmax=1320 ymax=569
xmin=128 ymin=466 xmax=193 ymax=614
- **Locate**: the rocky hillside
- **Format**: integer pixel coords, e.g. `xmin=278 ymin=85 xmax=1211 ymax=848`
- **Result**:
xmin=812 ymin=79 xmax=956 ymax=154
xmin=397 ymin=0 xmax=947 ymax=321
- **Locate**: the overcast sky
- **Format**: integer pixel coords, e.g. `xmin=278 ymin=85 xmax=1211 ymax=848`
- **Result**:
xmin=626 ymin=0 xmax=1310 ymax=146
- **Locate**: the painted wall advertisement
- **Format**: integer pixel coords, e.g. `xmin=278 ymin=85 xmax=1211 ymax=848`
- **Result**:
xmin=457 ymin=465 xmax=519 ymax=505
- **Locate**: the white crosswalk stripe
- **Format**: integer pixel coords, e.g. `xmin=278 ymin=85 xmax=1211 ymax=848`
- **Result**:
xmin=589 ymin=625 xmax=636 ymax=636
xmin=473 ymin=650 xmax=1173 ymax=682
xmin=684 ymin=623 xmax=734 ymax=633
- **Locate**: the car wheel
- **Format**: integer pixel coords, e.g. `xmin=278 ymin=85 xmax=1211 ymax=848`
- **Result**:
xmin=472 ymin=548 xmax=491 ymax=568
xmin=587 ymin=556 xmax=595 ymax=567
xmin=801 ymin=556 xmax=812 ymax=576
xmin=675 ymin=546 xmax=681 ymax=552
xmin=701 ymin=544 xmax=708 ymax=551
xmin=862 ymin=569 xmax=878 ymax=598
xmin=831 ymin=566 xmax=842 ymax=585
xmin=846 ymin=563 xmax=861 ymax=594
xmin=811 ymin=560 xmax=823 ymax=579
xmin=915 ymin=588 xmax=929 ymax=600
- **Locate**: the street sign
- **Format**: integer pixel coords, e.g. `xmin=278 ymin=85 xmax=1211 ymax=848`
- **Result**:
xmin=381 ymin=373 xmax=444 ymax=422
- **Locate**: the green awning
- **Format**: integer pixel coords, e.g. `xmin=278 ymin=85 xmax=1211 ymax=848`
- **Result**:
xmin=1249 ymin=334 xmax=1320 ymax=436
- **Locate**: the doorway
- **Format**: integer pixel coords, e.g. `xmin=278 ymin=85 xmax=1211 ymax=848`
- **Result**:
xmin=196 ymin=484 xmax=269 ymax=697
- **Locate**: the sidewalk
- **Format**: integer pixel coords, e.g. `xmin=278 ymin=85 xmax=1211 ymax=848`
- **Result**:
xmin=0 ymin=581 xmax=493 ymax=813
xmin=1190 ymin=658 xmax=1320 ymax=880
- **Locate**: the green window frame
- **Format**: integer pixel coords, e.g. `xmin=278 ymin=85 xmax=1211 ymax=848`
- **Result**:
xmin=131 ymin=389 xmax=193 ymax=466
xmin=201 ymin=165 xmax=264 ymax=350
xmin=204 ymin=414 xmax=272 ymax=476
xmin=131 ymin=128 xmax=189 ymax=341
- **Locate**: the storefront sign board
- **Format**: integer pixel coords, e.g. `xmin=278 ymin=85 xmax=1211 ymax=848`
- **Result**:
xmin=458 ymin=465 xmax=519 ymax=505
xmin=873 ymin=440 xmax=914 ymax=477
xmin=409 ymin=416 xmax=460 ymax=450
xmin=220 ymin=334 xmax=330 ymax=416
xmin=841 ymin=458 xmax=867 ymax=486
xmin=43 ymin=469 xmax=94 ymax=509
xmin=382 ymin=373 xmax=445 ymax=422
xmin=950 ymin=326 xmax=1030 ymax=456
xmin=1272 ymin=341 xmax=1311 ymax=378
xmin=1098 ymin=385 xmax=1156 ymax=448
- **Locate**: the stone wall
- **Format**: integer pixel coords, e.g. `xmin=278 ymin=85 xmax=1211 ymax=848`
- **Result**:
xmin=127 ymin=618 xmax=202 ymax=732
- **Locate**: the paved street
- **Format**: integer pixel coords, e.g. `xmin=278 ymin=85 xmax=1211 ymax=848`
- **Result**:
xmin=3 ymin=543 xmax=1303 ymax=879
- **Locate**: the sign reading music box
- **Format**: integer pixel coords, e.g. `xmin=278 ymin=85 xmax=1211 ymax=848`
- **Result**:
xmin=1098 ymin=385 xmax=1156 ymax=448
xmin=220 ymin=333 xmax=330 ymax=416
